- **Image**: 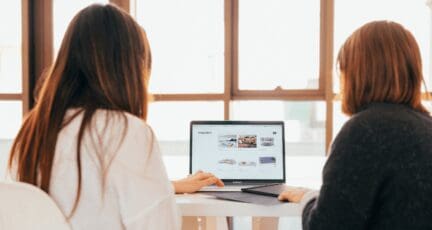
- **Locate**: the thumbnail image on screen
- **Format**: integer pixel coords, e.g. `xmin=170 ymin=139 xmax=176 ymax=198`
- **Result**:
xmin=260 ymin=137 xmax=274 ymax=147
xmin=238 ymin=135 xmax=257 ymax=148
xmin=218 ymin=135 xmax=238 ymax=148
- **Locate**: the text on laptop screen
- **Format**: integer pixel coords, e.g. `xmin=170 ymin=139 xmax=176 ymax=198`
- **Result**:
xmin=191 ymin=123 xmax=284 ymax=180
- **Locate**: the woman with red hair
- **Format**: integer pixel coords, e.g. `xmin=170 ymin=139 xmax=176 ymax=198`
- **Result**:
xmin=280 ymin=21 xmax=432 ymax=230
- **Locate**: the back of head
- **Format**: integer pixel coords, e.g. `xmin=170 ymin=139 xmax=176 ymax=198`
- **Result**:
xmin=53 ymin=3 xmax=151 ymax=117
xmin=337 ymin=20 xmax=427 ymax=115
xmin=9 ymin=3 xmax=152 ymax=214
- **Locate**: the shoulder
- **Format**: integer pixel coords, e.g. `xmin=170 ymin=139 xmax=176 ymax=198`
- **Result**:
xmin=325 ymin=107 xmax=387 ymax=177
xmin=333 ymin=110 xmax=374 ymax=145
xmin=332 ymin=103 xmax=432 ymax=158
xmin=88 ymin=109 xmax=157 ymax=160
xmin=350 ymin=103 xmax=432 ymax=137
xmin=330 ymin=104 xmax=399 ymax=158
xmin=92 ymin=109 xmax=154 ymax=138
xmin=94 ymin=110 xmax=159 ymax=175
xmin=363 ymin=103 xmax=430 ymax=122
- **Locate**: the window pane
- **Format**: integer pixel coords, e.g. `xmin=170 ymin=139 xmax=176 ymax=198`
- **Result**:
xmin=0 ymin=101 xmax=22 ymax=139
xmin=422 ymin=100 xmax=432 ymax=112
xmin=334 ymin=0 xmax=431 ymax=92
xmin=135 ymin=0 xmax=224 ymax=93
xmin=0 ymin=101 xmax=21 ymax=179
xmin=147 ymin=101 xmax=224 ymax=155
xmin=231 ymin=101 xmax=325 ymax=155
xmin=0 ymin=1 xmax=21 ymax=93
xmin=53 ymin=0 xmax=108 ymax=56
xmin=0 ymin=137 xmax=13 ymax=179
xmin=333 ymin=101 xmax=349 ymax=139
xmin=239 ymin=0 xmax=320 ymax=90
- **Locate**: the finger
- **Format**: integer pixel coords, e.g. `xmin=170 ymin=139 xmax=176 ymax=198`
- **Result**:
xmin=214 ymin=178 xmax=224 ymax=187
xmin=278 ymin=192 xmax=291 ymax=201
xmin=194 ymin=172 xmax=214 ymax=180
xmin=200 ymin=176 xmax=219 ymax=187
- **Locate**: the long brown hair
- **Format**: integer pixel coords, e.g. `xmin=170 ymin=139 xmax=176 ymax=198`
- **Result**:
xmin=337 ymin=20 xmax=427 ymax=115
xmin=9 ymin=4 xmax=151 ymax=216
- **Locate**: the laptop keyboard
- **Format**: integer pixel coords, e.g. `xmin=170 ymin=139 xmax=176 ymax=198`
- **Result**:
xmin=199 ymin=185 xmax=256 ymax=192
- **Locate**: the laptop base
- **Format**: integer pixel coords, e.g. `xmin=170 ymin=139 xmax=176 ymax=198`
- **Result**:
xmin=199 ymin=183 xmax=280 ymax=192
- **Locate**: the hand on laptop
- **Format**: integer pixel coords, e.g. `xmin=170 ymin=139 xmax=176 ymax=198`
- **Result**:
xmin=278 ymin=186 xmax=309 ymax=203
xmin=172 ymin=170 xmax=224 ymax=194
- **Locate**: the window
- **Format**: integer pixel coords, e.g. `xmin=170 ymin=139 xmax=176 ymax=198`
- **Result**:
xmin=134 ymin=0 xmax=225 ymax=94
xmin=3 ymin=0 xmax=432 ymax=157
xmin=134 ymin=0 xmax=330 ymax=156
xmin=333 ymin=101 xmax=349 ymax=139
xmin=332 ymin=0 xmax=432 ymax=137
xmin=238 ymin=0 xmax=320 ymax=90
xmin=334 ymin=0 xmax=432 ymax=92
xmin=148 ymin=102 xmax=224 ymax=155
xmin=0 ymin=102 xmax=23 ymax=139
xmin=231 ymin=101 xmax=326 ymax=156
xmin=0 ymin=1 xmax=23 ymax=139
xmin=134 ymin=0 xmax=227 ymax=156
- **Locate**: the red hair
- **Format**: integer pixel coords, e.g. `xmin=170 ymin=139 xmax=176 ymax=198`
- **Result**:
xmin=337 ymin=20 xmax=427 ymax=115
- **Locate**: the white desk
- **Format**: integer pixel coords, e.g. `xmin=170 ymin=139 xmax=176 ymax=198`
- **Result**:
xmin=176 ymin=193 xmax=302 ymax=230
xmin=164 ymin=156 xmax=326 ymax=230
xmin=176 ymin=193 xmax=301 ymax=217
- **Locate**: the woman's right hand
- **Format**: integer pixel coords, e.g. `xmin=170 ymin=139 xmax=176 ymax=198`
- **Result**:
xmin=278 ymin=186 xmax=309 ymax=203
xmin=173 ymin=170 xmax=224 ymax=194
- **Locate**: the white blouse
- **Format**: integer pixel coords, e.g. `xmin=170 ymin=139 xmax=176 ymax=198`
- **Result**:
xmin=47 ymin=109 xmax=181 ymax=229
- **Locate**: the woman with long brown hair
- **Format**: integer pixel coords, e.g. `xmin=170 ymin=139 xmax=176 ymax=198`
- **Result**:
xmin=8 ymin=4 xmax=222 ymax=229
xmin=279 ymin=21 xmax=432 ymax=229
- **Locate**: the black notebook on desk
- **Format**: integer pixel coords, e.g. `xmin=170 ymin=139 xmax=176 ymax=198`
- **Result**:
xmin=241 ymin=184 xmax=289 ymax=197
xmin=204 ymin=192 xmax=285 ymax=205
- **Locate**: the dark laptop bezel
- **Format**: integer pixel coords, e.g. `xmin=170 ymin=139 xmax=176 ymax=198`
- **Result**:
xmin=189 ymin=120 xmax=286 ymax=184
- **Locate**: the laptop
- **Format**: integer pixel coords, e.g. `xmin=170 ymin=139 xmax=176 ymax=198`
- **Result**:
xmin=189 ymin=121 xmax=286 ymax=192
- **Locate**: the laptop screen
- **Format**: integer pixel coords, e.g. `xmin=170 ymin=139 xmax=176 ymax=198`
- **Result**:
xmin=190 ymin=121 xmax=285 ymax=182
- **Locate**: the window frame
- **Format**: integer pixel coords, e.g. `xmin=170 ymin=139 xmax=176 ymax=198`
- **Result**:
xmin=0 ymin=0 xmax=31 ymax=116
xmin=132 ymin=0 xmax=335 ymax=154
xmin=12 ymin=0 xmax=432 ymax=155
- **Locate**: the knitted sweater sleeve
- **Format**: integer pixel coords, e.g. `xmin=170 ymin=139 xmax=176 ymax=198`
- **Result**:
xmin=302 ymin=117 xmax=385 ymax=230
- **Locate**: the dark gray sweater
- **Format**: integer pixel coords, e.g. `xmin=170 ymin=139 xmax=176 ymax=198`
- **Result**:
xmin=303 ymin=103 xmax=432 ymax=230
